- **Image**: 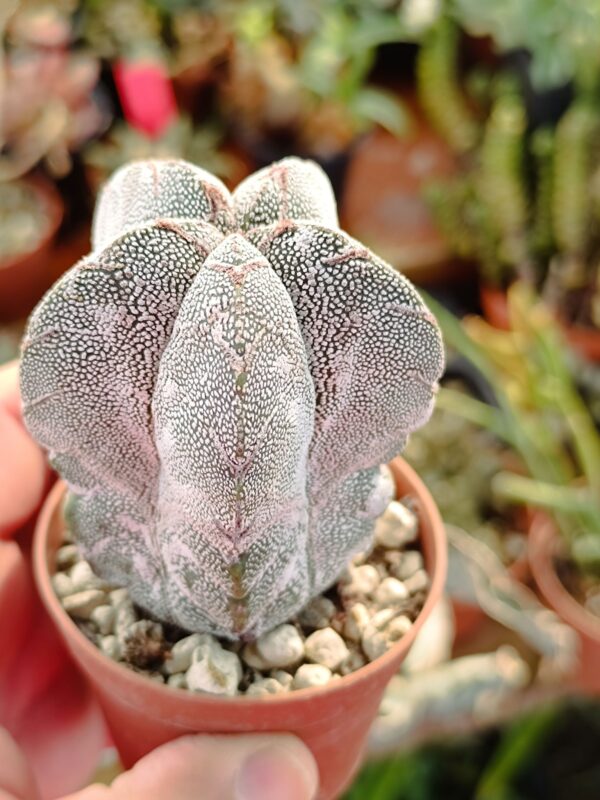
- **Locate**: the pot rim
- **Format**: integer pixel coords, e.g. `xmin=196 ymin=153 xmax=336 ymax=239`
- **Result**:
xmin=529 ymin=513 xmax=600 ymax=642
xmin=33 ymin=457 xmax=447 ymax=707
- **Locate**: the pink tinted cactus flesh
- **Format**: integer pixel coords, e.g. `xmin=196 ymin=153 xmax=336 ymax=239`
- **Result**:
xmin=20 ymin=157 xmax=444 ymax=638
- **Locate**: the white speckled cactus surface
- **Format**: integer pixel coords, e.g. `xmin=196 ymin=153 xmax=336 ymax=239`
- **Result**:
xmin=20 ymin=158 xmax=444 ymax=638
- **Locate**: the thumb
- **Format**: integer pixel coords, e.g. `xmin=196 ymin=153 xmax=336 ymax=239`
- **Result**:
xmin=67 ymin=734 xmax=319 ymax=800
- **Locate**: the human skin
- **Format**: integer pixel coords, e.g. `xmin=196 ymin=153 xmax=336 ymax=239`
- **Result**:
xmin=0 ymin=361 xmax=318 ymax=800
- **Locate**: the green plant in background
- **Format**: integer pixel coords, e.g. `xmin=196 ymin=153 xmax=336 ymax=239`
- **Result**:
xmin=417 ymin=13 xmax=600 ymax=330
xmin=404 ymin=390 xmax=526 ymax=566
xmin=80 ymin=0 xmax=164 ymax=60
xmin=451 ymin=0 xmax=600 ymax=91
xmin=84 ymin=117 xmax=234 ymax=186
xmin=219 ymin=0 xmax=408 ymax=157
xmin=427 ymin=285 xmax=600 ymax=589
xmin=416 ymin=16 xmax=478 ymax=155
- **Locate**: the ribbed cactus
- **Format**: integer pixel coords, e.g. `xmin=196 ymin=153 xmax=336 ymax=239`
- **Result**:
xmin=20 ymin=158 xmax=444 ymax=639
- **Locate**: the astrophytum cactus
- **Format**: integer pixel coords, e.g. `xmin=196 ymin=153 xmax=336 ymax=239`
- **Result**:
xmin=20 ymin=157 xmax=444 ymax=639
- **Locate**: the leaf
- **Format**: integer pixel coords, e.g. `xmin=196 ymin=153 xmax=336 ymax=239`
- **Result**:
xmin=351 ymin=87 xmax=410 ymax=137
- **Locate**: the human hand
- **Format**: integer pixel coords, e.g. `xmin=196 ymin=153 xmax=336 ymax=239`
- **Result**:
xmin=1 ymin=729 xmax=318 ymax=800
xmin=0 ymin=359 xmax=107 ymax=797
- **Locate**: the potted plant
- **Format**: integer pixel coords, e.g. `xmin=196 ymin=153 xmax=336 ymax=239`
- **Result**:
xmin=22 ymin=157 xmax=446 ymax=798
xmin=0 ymin=3 xmax=105 ymax=320
xmin=428 ymin=284 xmax=600 ymax=693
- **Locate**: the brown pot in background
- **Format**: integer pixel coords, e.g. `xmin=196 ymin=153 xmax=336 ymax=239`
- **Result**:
xmin=33 ymin=458 xmax=447 ymax=800
xmin=529 ymin=514 xmax=600 ymax=695
xmin=341 ymin=123 xmax=470 ymax=286
xmin=0 ymin=178 xmax=64 ymax=322
xmin=480 ymin=284 xmax=600 ymax=363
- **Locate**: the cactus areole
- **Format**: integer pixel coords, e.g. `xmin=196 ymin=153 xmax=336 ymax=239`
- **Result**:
xmin=21 ymin=158 xmax=444 ymax=639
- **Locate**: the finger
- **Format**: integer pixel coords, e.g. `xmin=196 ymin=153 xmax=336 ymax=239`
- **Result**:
xmin=0 ymin=361 xmax=21 ymax=420
xmin=0 ymin=727 xmax=40 ymax=800
xmin=0 ymin=409 xmax=47 ymax=538
xmin=67 ymin=734 xmax=319 ymax=800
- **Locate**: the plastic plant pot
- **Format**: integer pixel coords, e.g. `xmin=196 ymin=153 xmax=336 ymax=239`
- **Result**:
xmin=33 ymin=457 xmax=447 ymax=800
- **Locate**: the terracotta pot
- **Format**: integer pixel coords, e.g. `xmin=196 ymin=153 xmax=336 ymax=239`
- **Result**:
xmin=341 ymin=125 xmax=467 ymax=286
xmin=33 ymin=457 xmax=446 ymax=800
xmin=529 ymin=515 xmax=600 ymax=695
xmin=451 ymin=547 xmax=530 ymax=648
xmin=0 ymin=177 xmax=64 ymax=322
xmin=480 ymin=284 xmax=600 ymax=363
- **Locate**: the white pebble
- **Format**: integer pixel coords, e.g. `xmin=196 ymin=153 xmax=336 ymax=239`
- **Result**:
xmin=339 ymin=648 xmax=367 ymax=675
xmin=362 ymin=611 xmax=412 ymax=662
xmin=246 ymin=677 xmax=287 ymax=697
xmin=186 ymin=646 xmax=242 ymax=697
xmin=293 ymin=664 xmax=332 ymax=690
xmin=109 ymin=588 xmax=129 ymax=607
xmin=241 ymin=643 xmax=270 ymax=671
xmin=52 ymin=572 xmax=74 ymax=598
xmin=63 ymin=590 xmax=107 ymax=619
xmin=69 ymin=561 xmax=110 ymax=592
xmin=394 ymin=551 xmax=424 ymax=581
xmin=343 ymin=603 xmax=370 ymax=642
xmin=374 ymin=577 xmax=409 ymax=607
xmin=341 ymin=564 xmax=380 ymax=597
xmin=404 ymin=570 xmax=429 ymax=594
xmin=55 ymin=544 xmax=80 ymax=570
xmin=387 ymin=615 xmax=413 ymax=640
xmin=90 ymin=604 xmax=115 ymax=635
xmin=100 ymin=635 xmax=121 ymax=661
xmin=270 ymin=669 xmax=294 ymax=689
xmin=255 ymin=624 xmax=304 ymax=668
xmin=165 ymin=634 xmax=215 ymax=675
xmin=114 ymin=602 xmax=137 ymax=636
xmin=304 ymin=627 xmax=349 ymax=670
xmin=374 ymin=501 xmax=418 ymax=548
xmin=167 ymin=673 xmax=188 ymax=689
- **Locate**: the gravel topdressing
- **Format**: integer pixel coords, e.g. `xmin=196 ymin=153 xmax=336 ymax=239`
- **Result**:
xmin=52 ymin=498 xmax=430 ymax=697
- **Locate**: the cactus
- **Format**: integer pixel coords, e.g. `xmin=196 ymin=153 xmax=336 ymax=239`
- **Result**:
xmin=20 ymin=157 xmax=444 ymax=639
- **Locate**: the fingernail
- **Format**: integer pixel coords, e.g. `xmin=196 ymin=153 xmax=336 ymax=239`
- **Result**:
xmin=234 ymin=743 xmax=318 ymax=800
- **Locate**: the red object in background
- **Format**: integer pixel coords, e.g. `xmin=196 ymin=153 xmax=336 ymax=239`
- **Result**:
xmin=114 ymin=59 xmax=178 ymax=139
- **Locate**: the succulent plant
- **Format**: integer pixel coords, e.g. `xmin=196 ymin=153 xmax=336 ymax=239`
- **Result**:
xmin=20 ymin=157 xmax=443 ymax=639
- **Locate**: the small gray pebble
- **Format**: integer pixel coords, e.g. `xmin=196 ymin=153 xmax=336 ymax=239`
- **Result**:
xmin=297 ymin=597 xmax=336 ymax=629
